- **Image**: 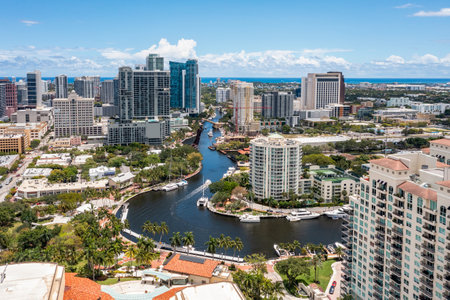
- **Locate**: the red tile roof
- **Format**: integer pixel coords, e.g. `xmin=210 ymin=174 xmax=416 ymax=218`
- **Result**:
xmin=421 ymin=147 xmax=430 ymax=154
xmin=436 ymin=180 xmax=450 ymax=188
xmin=64 ymin=273 xmax=114 ymax=300
xmin=153 ymin=287 xmax=185 ymax=300
xmin=398 ymin=181 xmax=437 ymax=201
xmin=163 ymin=254 xmax=219 ymax=278
xmin=437 ymin=161 xmax=450 ymax=168
xmin=370 ymin=158 xmax=409 ymax=171
xmin=430 ymin=138 xmax=450 ymax=147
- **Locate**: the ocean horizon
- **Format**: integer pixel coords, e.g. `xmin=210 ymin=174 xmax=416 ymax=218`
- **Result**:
xmin=7 ymin=77 xmax=450 ymax=85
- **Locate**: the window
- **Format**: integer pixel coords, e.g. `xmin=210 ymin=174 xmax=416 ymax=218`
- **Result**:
xmin=440 ymin=206 xmax=446 ymax=225
xmin=430 ymin=200 xmax=437 ymax=211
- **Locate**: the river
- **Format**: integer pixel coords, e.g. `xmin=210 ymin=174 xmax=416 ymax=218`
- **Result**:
xmin=125 ymin=111 xmax=342 ymax=257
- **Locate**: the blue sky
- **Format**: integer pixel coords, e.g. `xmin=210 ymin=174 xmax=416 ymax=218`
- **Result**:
xmin=1 ymin=0 xmax=450 ymax=77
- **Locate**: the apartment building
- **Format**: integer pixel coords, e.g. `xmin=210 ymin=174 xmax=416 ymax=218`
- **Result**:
xmin=301 ymin=72 xmax=345 ymax=109
xmin=430 ymin=137 xmax=450 ymax=165
xmin=230 ymin=81 xmax=254 ymax=132
xmin=216 ymin=87 xmax=231 ymax=103
xmin=0 ymin=134 xmax=27 ymax=153
xmin=249 ymin=134 xmax=302 ymax=200
xmin=53 ymin=92 xmax=102 ymax=137
xmin=309 ymin=166 xmax=359 ymax=202
xmin=342 ymin=151 xmax=450 ymax=300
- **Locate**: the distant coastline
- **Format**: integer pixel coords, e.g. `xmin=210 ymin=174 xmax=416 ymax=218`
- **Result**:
xmin=7 ymin=76 xmax=450 ymax=85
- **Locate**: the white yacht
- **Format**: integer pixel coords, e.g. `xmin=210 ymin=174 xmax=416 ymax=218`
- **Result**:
xmin=286 ymin=209 xmax=320 ymax=221
xmin=208 ymin=130 xmax=213 ymax=137
xmin=222 ymin=167 xmax=236 ymax=179
xmin=239 ymin=214 xmax=260 ymax=223
xmin=197 ymin=179 xmax=209 ymax=207
xmin=162 ymin=183 xmax=178 ymax=192
xmin=324 ymin=208 xmax=348 ymax=219
xmin=176 ymin=180 xmax=188 ymax=187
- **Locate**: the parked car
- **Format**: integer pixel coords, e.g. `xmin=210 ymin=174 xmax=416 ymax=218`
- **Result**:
xmin=329 ymin=286 xmax=335 ymax=294
xmin=332 ymin=281 xmax=337 ymax=287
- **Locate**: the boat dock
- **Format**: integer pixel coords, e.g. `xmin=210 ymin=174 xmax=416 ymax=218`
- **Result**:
xmin=121 ymin=228 xmax=244 ymax=263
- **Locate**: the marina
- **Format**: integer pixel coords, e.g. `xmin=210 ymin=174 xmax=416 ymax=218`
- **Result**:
xmin=124 ymin=110 xmax=343 ymax=257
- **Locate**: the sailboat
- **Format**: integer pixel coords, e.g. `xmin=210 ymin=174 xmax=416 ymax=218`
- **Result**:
xmin=197 ymin=179 xmax=209 ymax=207
xmin=176 ymin=169 xmax=188 ymax=187
xmin=162 ymin=150 xmax=178 ymax=192
xmin=208 ymin=129 xmax=213 ymax=137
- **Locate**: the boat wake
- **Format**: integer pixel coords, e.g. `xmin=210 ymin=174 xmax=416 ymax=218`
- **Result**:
xmin=180 ymin=179 xmax=212 ymax=202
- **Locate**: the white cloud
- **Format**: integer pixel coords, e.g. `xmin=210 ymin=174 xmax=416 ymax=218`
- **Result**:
xmin=21 ymin=20 xmax=39 ymax=26
xmin=413 ymin=8 xmax=450 ymax=17
xmin=411 ymin=54 xmax=440 ymax=64
xmin=386 ymin=55 xmax=405 ymax=64
xmin=302 ymin=48 xmax=352 ymax=55
xmin=395 ymin=3 xmax=419 ymax=9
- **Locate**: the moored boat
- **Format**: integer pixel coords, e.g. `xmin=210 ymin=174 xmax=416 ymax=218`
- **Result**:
xmin=324 ymin=208 xmax=348 ymax=219
xmin=162 ymin=183 xmax=178 ymax=192
xmin=239 ymin=214 xmax=260 ymax=223
xmin=286 ymin=209 xmax=320 ymax=221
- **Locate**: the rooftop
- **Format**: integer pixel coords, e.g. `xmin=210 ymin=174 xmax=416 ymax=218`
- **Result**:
xmin=163 ymin=254 xmax=219 ymax=278
xmin=370 ymin=158 xmax=409 ymax=171
xmin=169 ymin=282 xmax=245 ymax=300
xmin=64 ymin=273 xmax=114 ymax=300
xmin=436 ymin=180 xmax=450 ymax=189
xmin=398 ymin=181 xmax=437 ymax=201
xmin=109 ymin=172 xmax=135 ymax=183
xmin=0 ymin=262 xmax=64 ymax=300
xmin=430 ymin=138 xmax=450 ymax=147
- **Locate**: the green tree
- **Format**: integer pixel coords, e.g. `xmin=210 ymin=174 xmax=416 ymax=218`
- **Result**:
xmin=311 ymin=254 xmax=324 ymax=283
xmin=182 ymin=231 xmax=195 ymax=254
xmin=169 ymin=232 xmax=182 ymax=253
xmin=205 ymin=236 xmax=218 ymax=254
xmin=303 ymin=154 xmax=335 ymax=166
xmin=30 ymin=139 xmax=41 ymax=149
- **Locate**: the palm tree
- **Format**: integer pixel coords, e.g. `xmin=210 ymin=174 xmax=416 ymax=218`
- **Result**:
xmin=182 ymin=232 xmax=195 ymax=254
xmin=125 ymin=244 xmax=138 ymax=275
xmin=335 ymin=246 xmax=343 ymax=261
xmin=292 ymin=240 xmax=301 ymax=253
xmin=311 ymin=254 xmax=323 ymax=283
xmin=169 ymin=232 xmax=182 ymax=253
xmin=158 ymin=221 xmax=169 ymax=247
xmin=234 ymin=237 xmax=244 ymax=258
xmin=205 ymin=236 xmax=218 ymax=254
xmin=142 ymin=221 xmax=156 ymax=236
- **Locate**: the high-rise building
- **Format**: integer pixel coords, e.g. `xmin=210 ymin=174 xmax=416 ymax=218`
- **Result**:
xmin=169 ymin=60 xmax=200 ymax=114
xmin=230 ymin=81 xmax=254 ymax=131
xmin=27 ymin=70 xmax=42 ymax=107
xmin=107 ymin=61 xmax=170 ymax=145
xmin=53 ymin=91 xmax=102 ymax=137
xmin=301 ymin=72 xmax=345 ymax=109
xmin=249 ymin=134 xmax=302 ymax=200
xmin=113 ymin=78 xmax=119 ymax=107
xmin=216 ymin=87 xmax=231 ymax=103
xmin=16 ymin=80 xmax=27 ymax=106
xmin=100 ymin=80 xmax=114 ymax=104
xmin=118 ymin=66 xmax=170 ymax=120
xmin=74 ymin=76 xmax=100 ymax=98
xmin=0 ymin=78 xmax=17 ymax=117
xmin=342 ymin=145 xmax=450 ymax=300
xmin=146 ymin=54 xmax=164 ymax=71
xmin=54 ymin=75 xmax=68 ymax=98
xmin=261 ymin=92 xmax=294 ymax=118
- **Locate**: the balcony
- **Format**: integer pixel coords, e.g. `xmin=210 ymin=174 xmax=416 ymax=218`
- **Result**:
xmin=375 ymin=240 xmax=385 ymax=248
xmin=391 ymin=274 xmax=401 ymax=285
xmin=374 ymin=278 xmax=383 ymax=288
xmin=419 ymin=285 xmax=433 ymax=299
xmin=376 ymin=202 xmax=386 ymax=209
xmin=393 ymin=200 xmax=404 ymax=208
xmin=375 ymin=225 xmax=385 ymax=232
xmin=392 ymin=249 xmax=402 ymax=260
xmin=420 ymin=277 xmax=434 ymax=289
xmin=442 ymin=281 xmax=450 ymax=292
xmin=391 ymin=243 xmax=402 ymax=251
xmin=421 ymin=261 xmax=434 ymax=272
xmin=422 ymin=242 xmax=435 ymax=254
xmin=374 ymin=261 xmax=384 ymax=272
xmin=374 ymin=255 xmax=384 ymax=263
xmin=423 ymin=212 xmax=437 ymax=224
xmin=390 ymin=266 xmax=401 ymax=277
xmin=392 ymin=216 xmax=404 ymax=226
xmin=421 ymin=252 xmax=434 ymax=263
xmin=391 ymin=235 xmax=402 ymax=243
xmin=420 ymin=268 xmax=434 ymax=280
xmin=390 ymin=283 xmax=401 ymax=295
xmin=422 ymin=232 xmax=436 ymax=242
xmin=390 ymin=258 xmax=402 ymax=268
xmin=376 ymin=210 xmax=386 ymax=217
xmin=393 ymin=209 xmax=404 ymax=217
xmin=373 ymin=290 xmax=383 ymax=300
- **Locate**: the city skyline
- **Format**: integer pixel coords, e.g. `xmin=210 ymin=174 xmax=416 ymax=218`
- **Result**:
xmin=0 ymin=0 xmax=449 ymax=77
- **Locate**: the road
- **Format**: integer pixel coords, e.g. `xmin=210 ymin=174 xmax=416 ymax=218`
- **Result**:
xmin=0 ymin=150 xmax=41 ymax=202
xmin=325 ymin=262 xmax=343 ymax=300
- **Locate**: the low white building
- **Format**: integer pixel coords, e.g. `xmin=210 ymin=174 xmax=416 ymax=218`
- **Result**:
xmin=108 ymin=172 xmax=135 ymax=189
xmin=72 ymin=154 xmax=93 ymax=165
xmin=386 ymin=97 xmax=411 ymax=107
xmin=23 ymin=168 xmax=53 ymax=179
xmin=0 ymin=154 xmax=19 ymax=169
xmin=410 ymin=102 xmax=450 ymax=115
xmin=17 ymin=178 xmax=108 ymax=198
xmin=36 ymin=153 xmax=72 ymax=166
xmin=89 ymin=166 xmax=116 ymax=180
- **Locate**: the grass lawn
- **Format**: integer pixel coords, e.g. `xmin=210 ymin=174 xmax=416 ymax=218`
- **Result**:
xmin=297 ymin=259 xmax=336 ymax=291
xmin=275 ymin=258 xmax=337 ymax=294
xmin=96 ymin=277 xmax=140 ymax=285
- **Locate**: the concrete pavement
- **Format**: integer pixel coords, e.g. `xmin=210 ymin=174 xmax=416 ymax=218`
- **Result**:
xmin=325 ymin=261 xmax=343 ymax=300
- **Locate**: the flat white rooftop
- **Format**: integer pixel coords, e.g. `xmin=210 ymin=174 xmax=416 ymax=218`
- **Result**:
xmin=173 ymin=282 xmax=245 ymax=300
xmin=0 ymin=263 xmax=64 ymax=300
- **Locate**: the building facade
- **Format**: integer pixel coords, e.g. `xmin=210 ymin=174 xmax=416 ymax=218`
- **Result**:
xmin=0 ymin=78 xmax=17 ymax=118
xmin=261 ymin=92 xmax=294 ymax=119
xmin=54 ymin=75 xmax=68 ymax=98
xmin=53 ymin=92 xmax=102 ymax=137
xmin=74 ymin=76 xmax=100 ymax=98
xmin=250 ymin=134 xmax=302 ymax=200
xmin=342 ymin=151 xmax=450 ymax=300
xmin=146 ymin=53 xmax=164 ymax=71
xmin=27 ymin=70 xmax=42 ymax=107
xmin=216 ymin=87 xmax=231 ymax=103
xmin=100 ymin=79 xmax=115 ymax=104
xmin=0 ymin=134 xmax=27 ymax=153
xmin=169 ymin=60 xmax=200 ymax=114
xmin=430 ymin=138 xmax=450 ymax=165
xmin=301 ymin=72 xmax=345 ymax=109
xmin=231 ymin=81 xmax=254 ymax=132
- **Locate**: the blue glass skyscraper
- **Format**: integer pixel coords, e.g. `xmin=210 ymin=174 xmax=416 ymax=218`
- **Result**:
xmin=169 ymin=59 xmax=200 ymax=115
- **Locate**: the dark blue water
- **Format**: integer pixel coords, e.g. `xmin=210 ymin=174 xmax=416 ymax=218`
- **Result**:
xmin=8 ymin=77 xmax=450 ymax=85
xmin=125 ymin=111 xmax=342 ymax=257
